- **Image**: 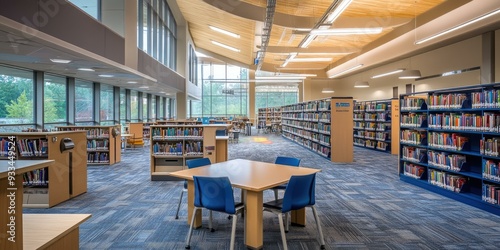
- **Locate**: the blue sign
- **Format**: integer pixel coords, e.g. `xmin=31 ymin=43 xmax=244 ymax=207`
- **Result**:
xmin=335 ymin=102 xmax=350 ymax=108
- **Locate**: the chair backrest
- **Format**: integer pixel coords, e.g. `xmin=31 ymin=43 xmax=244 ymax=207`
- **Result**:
xmin=275 ymin=156 xmax=301 ymax=167
xmin=186 ymin=158 xmax=211 ymax=169
xmin=281 ymin=173 xmax=316 ymax=213
xmin=193 ymin=176 xmax=237 ymax=214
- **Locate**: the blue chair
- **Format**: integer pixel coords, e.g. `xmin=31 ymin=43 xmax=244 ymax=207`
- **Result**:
xmin=263 ymin=173 xmax=325 ymax=250
xmin=185 ymin=176 xmax=244 ymax=250
xmin=271 ymin=156 xmax=301 ymax=201
xmin=175 ymin=158 xmax=212 ymax=219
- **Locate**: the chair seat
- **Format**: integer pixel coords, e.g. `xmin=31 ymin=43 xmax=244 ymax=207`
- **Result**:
xmin=272 ymin=184 xmax=287 ymax=190
xmin=263 ymin=199 xmax=284 ymax=210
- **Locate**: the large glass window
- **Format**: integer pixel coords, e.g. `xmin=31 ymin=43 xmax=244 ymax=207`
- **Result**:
xmin=159 ymin=97 xmax=164 ymax=119
xmin=255 ymin=85 xmax=298 ymax=111
xmin=100 ymin=84 xmax=114 ymax=123
xmin=151 ymin=95 xmax=156 ymax=120
xmin=75 ymin=80 xmax=93 ymax=123
xmin=120 ymin=88 xmax=127 ymax=129
xmin=0 ymin=66 xmax=34 ymax=130
xmin=143 ymin=95 xmax=148 ymax=121
xmin=131 ymin=90 xmax=139 ymax=121
xmin=69 ymin=0 xmax=100 ymax=20
xmin=44 ymin=74 xmax=67 ymax=128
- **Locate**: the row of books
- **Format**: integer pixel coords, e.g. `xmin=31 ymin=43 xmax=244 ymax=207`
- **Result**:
xmin=401 ymin=114 xmax=427 ymax=127
xmin=282 ymin=133 xmax=331 ymax=158
xmin=480 ymin=137 xmax=500 ymax=157
xmin=428 ymin=93 xmax=468 ymax=109
xmin=471 ymin=90 xmax=500 ymax=108
xmin=87 ymin=139 xmax=109 ymax=150
xmin=85 ymin=128 xmax=110 ymax=138
xmin=401 ymin=130 xmax=426 ymax=145
xmin=354 ymin=138 xmax=365 ymax=146
xmin=23 ymin=168 xmax=48 ymax=186
xmin=401 ymin=98 xmax=426 ymax=111
xmin=402 ymin=146 xmax=426 ymax=163
xmin=427 ymin=150 xmax=466 ymax=172
xmin=355 ymin=102 xmax=389 ymax=111
xmin=428 ymin=132 xmax=468 ymax=151
xmin=483 ymin=159 xmax=500 ymax=182
xmin=87 ymin=152 xmax=110 ymax=163
xmin=428 ymin=169 xmax=467 ymax=193
xmin=0 ymin=138 xmax=14 ymax=157
xmin=482 ymin=183 xmax=500 ymax=205
xmin=16 ymin=138 xmax=49 ymax=157
xmin=152 ymin=142 xmax=183 ymax=155
xmin=428 ymin=113 xmax=500 ymax=131
xmin=403 ymin=162 xmax=425 ymax=179
xmin=151 ymin=127 xmax=203 ymax=138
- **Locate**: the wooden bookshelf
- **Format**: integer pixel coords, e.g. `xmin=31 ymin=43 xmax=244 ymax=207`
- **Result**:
xmin=399 ymin=83 xmax=500 ymax=216
xmin=149 ymin=124 xmax=229 ymax=181
xmin=0 ymin=131 xmax=88 ymax=208
xmin=156 ymin=119 xmax=202 ymax=125
xmin=257 ymin=107 xmax=282 ymax=133
xmin=281 ymin=97 xmax=353 ymax=162
xmin=126 ymin=122 xmax=145 ymax=149
xmin=353 ymin=99 xmax=399 ymax=154
xmin=1 ymin=160 xmax=90 ymax=249
xmin=57 ymin=125 xmax=121 ymax=165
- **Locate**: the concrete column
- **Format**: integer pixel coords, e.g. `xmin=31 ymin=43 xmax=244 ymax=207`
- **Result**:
xmin=176 ymin=92 xmax=187 ymax=119
xmin=124 ymin=0 xmax=138 ymax=69
xmin=481 ymin=31 xmax=495 ymax=84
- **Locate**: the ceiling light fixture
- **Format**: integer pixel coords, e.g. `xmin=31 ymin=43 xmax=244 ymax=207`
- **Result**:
xmin=281 ymin=52 xmax=298 ymax=67
xmin=77 ymin=68 xmax=95 ymax=72
xmin=322 ymin=87 xmax=335 ymax=93
xmin=211 ymin=40 xmax=240 ymax=52
xmin=50 ymin=58 xmax=71 ymax=64
xmin=256 ymin=76 xmax=306 ymax=80
xmin=354 ymin=81 xmax=370 ymax=88
xmin=399 ymin=69 xmax=421 ymax=79
xmin=139 ymin=86 xmax=149 ymax=89
xmin=290 ymin=58 xmax=332 ymax=62
xmin=371 ymin=68 xmax=405 ymax=79
xmin=98 ymin=74 xmax=114 ymax=78
xmin=325 ymin=0 xmax=353 ymax=23
xmin=329 ymin=64 xmax=363 ymax=78
xmin=415 ymin=8 xmax=500 ymax=45
xmin=299 ymin=35 xmax=316 ymax=48
xmin=310 ymin=27 xmax=383 ymax=36
xmin=127 ymin=81 xmax=138 ymax=84
xmin=209 ymin=25 xmax=240 ymax=38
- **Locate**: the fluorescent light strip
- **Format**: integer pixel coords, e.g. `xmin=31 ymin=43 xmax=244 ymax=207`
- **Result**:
xmin=325 ymin=0 xmax=353 ymax=23
xmin=290 ymin=58 xmax=332 ymax=62
xmin=416 ymin=9 xmax=500 ymax=45
xmin=281 ymin=53 xmax=298 ymax=68
xmin=311 ymin=27 xmax=383 ymax=36
xmin=209 ymin=25 xmax=240 ymax=38
xmin=77 ymin=68 xmax=95 ymax=72
xmin=329 ymin=64 xmax=363 ymax=78
xmin=50 ymin=58 xmax=71 ymax=64
xmin=98 ymin=74 xmax=114 ymax=78
xmin=371 ymin=69 xmax=405 ymax=79
xmin=300 ymin=35 xmax=316 ymax=48
xmin=256 ymin=76 xmax=307 ymax=80
xmin=211 ymin=40 xmax=240 ymax=52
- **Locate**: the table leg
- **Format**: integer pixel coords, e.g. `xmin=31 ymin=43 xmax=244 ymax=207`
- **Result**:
xmin=187 ymin=180 xmax=201 ymax=228
xmin=290 ymin=208 xmax=307 ymax=226
xmin=244 ymin=190 xmax=263 ymax=249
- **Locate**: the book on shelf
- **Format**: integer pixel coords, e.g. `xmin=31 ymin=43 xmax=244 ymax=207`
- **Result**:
xmin=480 ymin=137 xmax=500 ymax=156
xmin=428 ymin=170 xmax=467 ymax=193
xmin=482 ymin=159 xmax=500 ymax=182
xmin=482 ymin=183 xmax=500 ymax=205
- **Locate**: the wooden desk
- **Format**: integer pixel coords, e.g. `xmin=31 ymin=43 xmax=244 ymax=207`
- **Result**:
xmin=169 ymin=159 xmax=320 ymax=249
xmin=1 ymin=160 xmax=90 ymax=249
xmin=121 ymin=133 xmax=133 ymax=150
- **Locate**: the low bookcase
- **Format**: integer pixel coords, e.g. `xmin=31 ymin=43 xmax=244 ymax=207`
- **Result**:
xmin=399 ymin=83 xmax=500 ymax=215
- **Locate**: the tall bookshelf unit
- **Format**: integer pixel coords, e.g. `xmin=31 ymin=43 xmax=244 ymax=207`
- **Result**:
xmin=57 ymin=125 xmax=121 ymax=165
xmin=257 ymin=107 xmax=282 ymax=132
xmin=399 ymin=83 xmax=500 ymax=215
xmin=281 ymin=97 xmax=353 ymax=162
xmin=353 ymin=99 xmax=399 ymax=154
xmin=149 ymin=124 xmax=229 ymax=181
xmin=0 ymin=131 xmax=88 ymax=207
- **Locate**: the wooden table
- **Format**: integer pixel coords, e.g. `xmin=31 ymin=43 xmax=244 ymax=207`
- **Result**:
xmin=1 ymin=160 xmax=91 ymax=249
xmin=169 ymin=159 xmax=320 ymax=249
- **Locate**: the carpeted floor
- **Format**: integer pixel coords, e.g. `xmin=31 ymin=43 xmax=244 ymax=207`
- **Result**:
xmin=26 ymin=130 xmax=500 ymax=249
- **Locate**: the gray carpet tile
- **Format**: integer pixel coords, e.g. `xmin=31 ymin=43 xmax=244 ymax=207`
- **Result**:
xmin=25 ymin=130 xmax=500 ymax=249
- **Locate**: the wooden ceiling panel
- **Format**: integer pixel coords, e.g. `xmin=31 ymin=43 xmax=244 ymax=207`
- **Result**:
xmin=345 ymin=0 xmax=446 ymax=17
xmin=241 ymin=0 xmax=333 ymax=17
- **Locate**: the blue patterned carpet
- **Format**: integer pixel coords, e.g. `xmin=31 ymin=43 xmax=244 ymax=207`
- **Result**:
xmin=25 ymin=131 xmax=500 ymax=249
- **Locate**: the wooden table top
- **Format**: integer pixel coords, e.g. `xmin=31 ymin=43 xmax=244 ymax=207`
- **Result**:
xmin=0 ymin=160 xmax=54 ymax=179
xmin=169 ymin=159 xmax=320 ymax=192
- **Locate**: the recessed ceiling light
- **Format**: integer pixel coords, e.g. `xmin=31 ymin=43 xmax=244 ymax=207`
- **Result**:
xmin=139 ymin=86 xmax=149 ymax=89
xmin=98 ymin=74 xmax=114 ymax=78
xmin=127 ymin=81 xmax=138 ymax=84
xmin=50 ymin=58 xmax=72 ymax=64
xmin=208 ymin=25 xmax=240 ymax=38
xmin=211 ymin=40 xmax=240 ymax=52
xmin=78 ymin=68 xmax=95 ymax=72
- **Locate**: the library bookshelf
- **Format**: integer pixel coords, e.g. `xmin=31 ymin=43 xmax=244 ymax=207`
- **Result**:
xmin=126 ymin=122 xmax=146 ymax=148
xmin=0 ymin=131 xmax=88 ymax=208
xmin=0 ymin=160 xmax=91 ymax=249
xmin=353 ymin=99 xmax=399 ymax=154
xmin=149 ymin=124 xmax=229 ymax=181
xmin=257 ymin=107 xmax=282 ymax=132
xmin=57 ymin=125 xmax=121 ymax=165
xmin=281 ymin=97 xmax=353 ymax=163
xmin=157 ymin=119 xmax=202 ymax=125
xmin=399 ymin=83 xmax=500 ymax=215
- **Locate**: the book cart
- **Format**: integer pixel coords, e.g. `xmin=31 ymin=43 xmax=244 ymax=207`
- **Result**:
xmin=353 ymin=99 xmax=399 ymax=154
xmin=57 ymin=125 xmax=121 ymax=165
xmin=399 ymin=83 xmax=500 ymax=215
xmin=149 ymin=124 xmax=229 ymax=181
xmin=281 ymin=97 xmax=353 ymax=163
xmin=0 ymin=131 xmax=88 ymax=208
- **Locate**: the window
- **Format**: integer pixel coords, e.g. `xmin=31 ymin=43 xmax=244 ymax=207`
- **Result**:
xmin=159 ymin=97 xmax=164 ymax=119
xmin=75 ymin=80 xmax=93 ymax=123
xmin=255 ymin=85 xmax=298 ymax=111
xmin=143 ymin=95 xmax=148 ymax=121
xmin=120 ymin=88 xmax=127 ymax=128
xmin=131 ymin=90 xmax=139 ymax=121
xmin=0 ymin=66 xmax=34 ymax=131
xmin=68 ymin=0 xmax=100 ymax=20
xmin=151 ymin=95 xmax=156 ymax=121
xmin=188 ymin=44 xmax=197 ymax=85
xmin=44 ymin=74 xmax=67 ymax=128
xmin=100 ymin=84 xmax=114 ymax=123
